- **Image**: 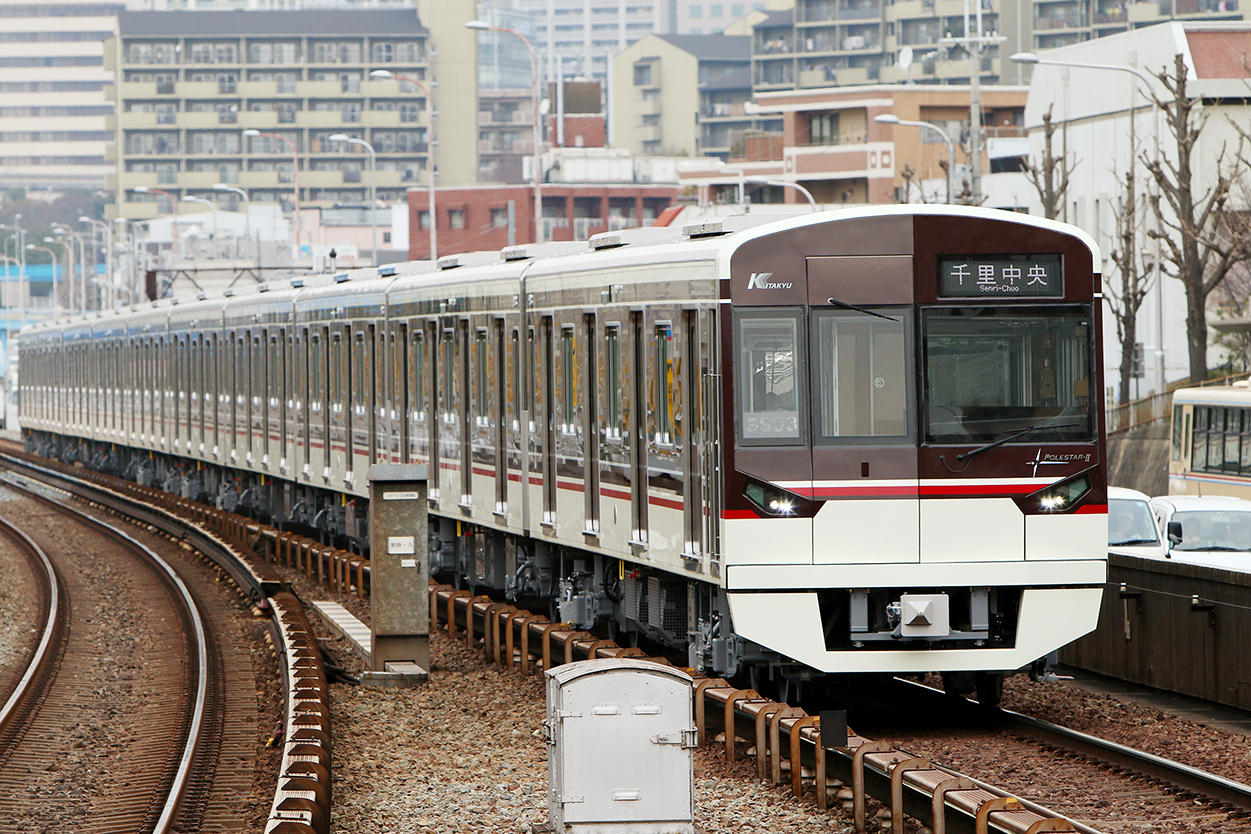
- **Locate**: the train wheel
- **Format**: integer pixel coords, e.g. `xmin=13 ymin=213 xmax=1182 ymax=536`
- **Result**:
xmin=975 ymin=672 xmax=1004 ymax=707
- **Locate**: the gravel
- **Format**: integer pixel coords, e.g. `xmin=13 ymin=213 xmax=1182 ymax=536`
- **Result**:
xmin=0 ymin=497 xmax=40 ymax=705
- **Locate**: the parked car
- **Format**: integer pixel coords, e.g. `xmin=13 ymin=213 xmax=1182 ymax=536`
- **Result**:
xmin=1108 ymin=486 xmax=1167 ymax=559
xmin=1149 ymin=494 xmax=1251 ymax=569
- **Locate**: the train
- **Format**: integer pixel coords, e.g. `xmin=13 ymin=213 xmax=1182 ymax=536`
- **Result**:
xmin=19 ymin=205 xmax=1109 ymax=703
xmin=1168 ymin=382 xmax=1251 ymax=498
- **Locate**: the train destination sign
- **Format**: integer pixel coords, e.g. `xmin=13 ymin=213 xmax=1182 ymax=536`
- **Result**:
xmin=938 ymin=254 xmax=1063 ymax=298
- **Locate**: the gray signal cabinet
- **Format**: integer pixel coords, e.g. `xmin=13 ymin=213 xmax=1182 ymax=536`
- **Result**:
xmin=544 ymin=658 xmax=695 ymax=833
xmin=367 ymin=464 xmax=428 ymax=673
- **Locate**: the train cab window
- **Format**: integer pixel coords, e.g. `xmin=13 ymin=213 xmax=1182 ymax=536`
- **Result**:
xmin=812 ymin=309 xmax=909 ymax=440
xmin=735 ymin=311 xmax=803 ymax=444
xmin=923 ymin=306 xmax=1093 ymax=444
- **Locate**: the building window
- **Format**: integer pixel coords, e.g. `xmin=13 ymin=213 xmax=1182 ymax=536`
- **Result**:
xmin=810 ymin=112 xmax=838 ymax=145
xmin=419 ymin=210 xmax=430 ymax=230
xmin=633 ymin=63 xmax=652 ymax=86
xmin=449 ymin=208 xmax=465 ymax=229
xmin=491 ymin=207 xmax=509 ymax=228
xmin=383 ymin=231 xmax=392 ymax=244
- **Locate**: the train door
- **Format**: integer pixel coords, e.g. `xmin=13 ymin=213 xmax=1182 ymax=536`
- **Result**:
xmin=267 ymin=329 xmax=281 ymax=469
xmin=629 ymin=311 xmax=648 ymax=548
xmin=471 ymin=324 xmax=493 ymax=512
xmin=554 ymin=320 xmax=583 ymax=539
xmin=582 ymin=313 xmax=600 ymax=536
xmin=599 ymin=321 xmax=628 ymax=546
xmin=392 ymin=322 xmax=408 ymax=465
xmin=682 ymin=309 xmax=703 ymax=564
xmin=541 ymin=316 xmax=556 ymax=528
xmin=207 ymin=332 xmax=219 ymax=457
xmin=331 ymin=326 xmax=347 ymax=482
xmin=458 ymin=319 xmax=472 ymax=509
xmin=495 ymin=319 xmax=508 ymax=515
xmin=428 ymin=321 xmax=440 ymax=500
xmin=350 ymin=325 xmax=367 ymax=482
xmin=807 ymin=256 xmax=918 ymax=565
xmin=699 ymin=309 xmax=722 ymax=572
xmin=291 ymin=327 xmax=307 ymax=478
xmin=506 ymin=324 xmax=523 ymax=525
xmin=309 ymin=327 xmax=327 ymax=480
xmin=374 ymin=323 xmax=388 ymax=464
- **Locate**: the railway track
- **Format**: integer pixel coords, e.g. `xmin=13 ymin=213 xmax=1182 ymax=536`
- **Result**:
xmin=0 ymin=449 xmax=331 ymax=834
xmin=862 ymin=678 xmax=1251 ymax=833
xmin=0 ymin=476 xmax=208 ymax=833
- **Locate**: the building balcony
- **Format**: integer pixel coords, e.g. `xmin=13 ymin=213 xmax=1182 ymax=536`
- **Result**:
xmin=301 ymin=170 xmax=347 ymax=187
xmin=295 ymin=80 xmax=342 ymax=97
xmin=117 ymin=170 xmax=159 ymax=190
xmin=115 ymin=81 xmax=159 ymax=100
xmin=117 ymin=200 xmax=159 ymax=219
xmin=638 ymin=124 xmax=662 ymax=142
xmin=362 ymin=110 xmax=402 ymax=127
xmin=296 ymin=111 xmax=346 ymax=128
xmin=115 ymin=111 xmax=158 ymax=129
xmin=178 ymin=171 xmax=221 ymax=188
xmin=176 ymin=111 xmax=221 ymax=129
xmin=887 ymin=0 xmax=934 ymax=18
xmin=239 ymin=170 xmax=281 ymax=188
xmin=238 ymin=110 xmax=280 ymax=129
xmin=175 ymin=81 xmax=219 ymax=98
xmin=238 ymin=80 xmax=278 ymax=97
xmin=1126 ymin=0 xmax=1164 ymax=19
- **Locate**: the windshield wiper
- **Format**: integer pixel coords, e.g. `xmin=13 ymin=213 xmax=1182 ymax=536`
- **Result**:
xmin=1177 ymin=545 xmax=1247 ymax=552
xmin=827 ymin=297 xmax=899 ymax=322
xmin=1111 ymin=538 xmax=1160 ymax=547
xmin=955 ymin=420 xmax=1083 ymax=463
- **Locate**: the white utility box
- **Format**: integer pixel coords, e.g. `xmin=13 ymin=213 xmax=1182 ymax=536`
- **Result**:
xmin=544 ymin=658 xmax=696 ymax=834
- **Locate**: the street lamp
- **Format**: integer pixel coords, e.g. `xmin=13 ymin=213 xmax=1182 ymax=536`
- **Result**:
xmin=79 ymin=216 xmax=113 ymax=310
xmin=214 ymin=183 xmax=254 ymax=265
xmin=467 ymin=19 xmax=544 ymax=244
xmin=53 ymin=227 xmax=89 ymax=313
xmin=745 ymin=176 xmax=817 ymax=211
xmin=113 ymin=217 xmax=143 ymax=306
xmin=328 ymin=134 xmax=378 ymax=267
xmin=134 ymin=184 xmax=180 ymax=264
xmin=45 ymin=234 xmax=81 ymax=313
xmin=181 ymin=195 xmax=219 ymax=237
xmin=370 ymin=68 xmax=438 ymax=260
xmin=243 ymin=128 xmax=301 ymax=253
xmin=26 ymin=244 xmax=58 ymax=312
xmin=1011 ymin=50 xmax=1166 ymax=395
xmin=874 ymin=113 xmax=955 ymax=204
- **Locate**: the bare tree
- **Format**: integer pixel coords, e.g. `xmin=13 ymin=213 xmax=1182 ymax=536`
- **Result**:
xmin=897 ymin=164 xmax=930 ymax=204
xmin=1105 ymin=153 xmax=1152 ymax=404
xmin=1024 ymin=103 xmax=1076 ymax=220
xmin=1210 ymin=261 xmax=1251 ymax=373
xmin=1144 ymin=52 xmax=1249 ymax=384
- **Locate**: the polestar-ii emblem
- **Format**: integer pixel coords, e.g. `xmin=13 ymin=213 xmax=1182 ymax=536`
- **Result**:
xmin=1027 ymin=448 xmax=1067 ymax=477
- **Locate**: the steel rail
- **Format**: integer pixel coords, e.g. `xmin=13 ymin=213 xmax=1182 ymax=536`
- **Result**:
xmin=0 ymin=516 xmax=63 ymax=746
xmin=0 ymin=472 xmax=210 ymax=833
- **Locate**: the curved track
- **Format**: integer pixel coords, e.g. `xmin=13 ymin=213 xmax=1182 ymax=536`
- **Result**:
xmin=0 ymin=477 xmax=208 ymax=833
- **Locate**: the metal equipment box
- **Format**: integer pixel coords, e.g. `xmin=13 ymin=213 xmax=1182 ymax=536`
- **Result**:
xmin=367 ymin=464 xmax=429 ymax=673
xmin=544 ymin=658 xmax=695 ymax=834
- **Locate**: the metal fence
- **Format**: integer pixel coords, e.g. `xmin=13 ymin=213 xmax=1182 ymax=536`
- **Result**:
xmin=1106 ymin=370 xmax=1251 ymax=435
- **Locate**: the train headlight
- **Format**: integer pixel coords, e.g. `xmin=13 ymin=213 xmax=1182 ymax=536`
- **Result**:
xmin=1020 ymin=471 xmax=1093 ymax=514
xmin=743 ymin=479 xmax=807 ymax=518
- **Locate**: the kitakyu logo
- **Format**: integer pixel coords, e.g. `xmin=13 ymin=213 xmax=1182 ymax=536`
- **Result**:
xmin=747 ymin=272 xmax=793 ymax=290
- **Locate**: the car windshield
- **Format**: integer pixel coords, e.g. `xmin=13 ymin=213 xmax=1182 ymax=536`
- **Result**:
xmin=1171 ymin=510 xmax=1251 ymax=552
xmin=923 ymin=306 xmax=1094 ymax=443
xmin=1108 ymin=498 xmax=1159 ymax=546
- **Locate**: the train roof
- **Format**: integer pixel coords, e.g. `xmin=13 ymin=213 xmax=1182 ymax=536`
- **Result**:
xmin=1171 ymin=382 xmax=1251 ymax=405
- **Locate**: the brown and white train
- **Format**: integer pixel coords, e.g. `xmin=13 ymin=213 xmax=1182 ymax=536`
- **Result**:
xmin=19 ymin=205 xmax=1109 ymax=701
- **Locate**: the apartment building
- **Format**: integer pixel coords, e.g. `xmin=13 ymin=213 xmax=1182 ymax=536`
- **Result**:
xmin=0 ymin=0 xmax=124 ymax=189
xmin=613 ymin=33 xmax=780 ymax=159
xmin=679 ymin=83 xmax=1029 ymax=208
xmin=106 ymin=6 xmax=478 ymax=222
xmin=1030 ymin=0 xmax=1243 ymax=50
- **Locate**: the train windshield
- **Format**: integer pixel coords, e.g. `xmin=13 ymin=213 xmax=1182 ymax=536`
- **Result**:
xmin=923 ymin=306 xmax=1093 ymax=444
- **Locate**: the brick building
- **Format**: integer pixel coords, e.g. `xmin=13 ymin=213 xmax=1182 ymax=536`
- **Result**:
xmin=406 ymin=183 xmax=677 ymax=259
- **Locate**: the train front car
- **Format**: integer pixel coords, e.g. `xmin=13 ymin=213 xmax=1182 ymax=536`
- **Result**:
xmin=712 ymin=206 xmax=1107 ymax=699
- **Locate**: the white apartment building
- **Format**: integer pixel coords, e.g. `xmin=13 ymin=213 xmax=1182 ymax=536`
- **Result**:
xmin=0 ymin=0 xmax=123 ymax=188
xmin=1022 ymin=22 xmax=1251 ymax=397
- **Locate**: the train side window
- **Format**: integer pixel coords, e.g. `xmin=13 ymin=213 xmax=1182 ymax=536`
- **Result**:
xmin=735 ymin=310 xmax=804 ymax=444
xmin=409 ymin=330 xmax=424 ymax=417
xmin=476 ymin=329 xmax=488 ymax=422
xmin=1192 ymin=406 xmax=1209 ymax=471
xmin=1172 ymin=405 xmax=1183 ymax=461
xmin=442 ymin=328 xmax=455 ymax=422
xmin=605 ymin=325 xmax=621 ymax=440
xmin=655 ymin=323 xmax=673 ymax=444
xmin=561 ymin=326 xmax=575 ymax=431
xmin=1226 ymin=408 xmax=1243 ymax=472
xmin=1208 ymin=407 xmax=1226 ymax=473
